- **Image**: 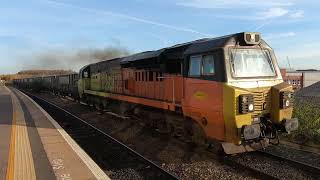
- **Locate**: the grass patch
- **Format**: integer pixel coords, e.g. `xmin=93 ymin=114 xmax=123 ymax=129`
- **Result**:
xmin=288 ymin=96 xmax=320 ymax=144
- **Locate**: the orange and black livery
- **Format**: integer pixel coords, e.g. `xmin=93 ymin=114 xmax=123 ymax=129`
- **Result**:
xmin=14 ymin=32 xmax=299 ymax=154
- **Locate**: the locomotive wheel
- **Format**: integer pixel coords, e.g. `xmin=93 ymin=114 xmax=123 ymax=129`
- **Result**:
xmin=191 ymin=122 xmax=207 ymax=146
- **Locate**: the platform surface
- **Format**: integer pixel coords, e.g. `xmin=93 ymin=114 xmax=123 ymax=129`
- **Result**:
xmin=0 ymin=85 xmax=109 ymax=180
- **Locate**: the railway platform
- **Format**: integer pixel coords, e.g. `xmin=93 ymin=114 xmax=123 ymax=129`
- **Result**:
xmin=0 ymin=85 xmax=109 ymax=180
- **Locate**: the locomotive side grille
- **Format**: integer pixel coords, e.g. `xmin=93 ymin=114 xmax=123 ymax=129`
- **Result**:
xmin=252 ymin=90 xmax=271 ymax=117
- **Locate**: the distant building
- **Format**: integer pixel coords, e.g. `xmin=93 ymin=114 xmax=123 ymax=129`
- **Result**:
xmin=281 ymin=69 xmax=320 ymax=90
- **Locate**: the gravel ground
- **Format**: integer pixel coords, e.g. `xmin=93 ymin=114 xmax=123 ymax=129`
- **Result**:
xmin=30 ymin=92 xmax=318 ymax=180
xmin=229 ymin=152 xmax=318 ymax=180
xmin=108 ymin=169 xmax=144 ymax=180
xmin=162 ymin=161 xmax=255 ymax=180
xmin=264 ymin=144 xmax=320 ymax=169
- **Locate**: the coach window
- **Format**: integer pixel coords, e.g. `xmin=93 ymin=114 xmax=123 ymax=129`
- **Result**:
xmin=189 ymin=56 xmax=202 ymax=76
xmin=202 ymin=55 xmax=215 ymax=75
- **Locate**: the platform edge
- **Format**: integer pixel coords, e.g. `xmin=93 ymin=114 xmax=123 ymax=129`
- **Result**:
xmin=16 ymin=89 xmax=110 ymax=180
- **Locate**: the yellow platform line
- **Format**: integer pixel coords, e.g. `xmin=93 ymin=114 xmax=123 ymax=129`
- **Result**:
xmin=6 ymin=106 xmax=16 ymax=180
xmin=5 ymin=87 xmax=36 ymax=180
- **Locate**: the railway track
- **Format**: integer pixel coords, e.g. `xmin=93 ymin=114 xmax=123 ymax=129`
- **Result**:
xmin=225 ymin=149 xmax=320 ymax=180
xmin=221 ymin=156 xmax=279 ymax=180
xmin=279 ymin=140 xmax=320 ymax=155
xmin=258 ymin=149 xmax=320 ymax=176
xmin=23 ymin=91 xmax=179 ymax=180
xmin=22 ymin=90 xmax=320 ymax=180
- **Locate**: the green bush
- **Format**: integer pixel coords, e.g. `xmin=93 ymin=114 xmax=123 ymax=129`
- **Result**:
xmin=292 ymin=97 xmax=320 ymax=144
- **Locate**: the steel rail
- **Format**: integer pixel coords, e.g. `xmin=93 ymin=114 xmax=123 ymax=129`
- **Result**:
xmin=258 ymin=150 xmax=320 ymax=176
xmin=222 ymin=156 xmax=279 ymax=180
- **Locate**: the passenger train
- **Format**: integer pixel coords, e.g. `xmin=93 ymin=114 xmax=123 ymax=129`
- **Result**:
xmin=13 ymin=32 xmax=299 ymax=154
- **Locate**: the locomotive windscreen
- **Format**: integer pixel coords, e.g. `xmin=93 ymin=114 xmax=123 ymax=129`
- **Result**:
xmin=230 ymin=49 xmax=275 ymax=78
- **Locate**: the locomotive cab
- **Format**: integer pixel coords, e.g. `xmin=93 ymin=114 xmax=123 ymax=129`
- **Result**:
xmin=224 ymin=33 xmax=298 ymax=154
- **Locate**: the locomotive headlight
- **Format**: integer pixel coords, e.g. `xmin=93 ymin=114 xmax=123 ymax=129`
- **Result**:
xmin=248 ymin=104 xmax=254 ymax=111
xmin=285 ymin=100 xmax=290 ymax=107
xmin=280 ymin=91 xmax=294 ymax=109
xmin=239 ymin=94 xmax=254 ymax=114
xmin=244 ymin=32 xmax=261 ymax=45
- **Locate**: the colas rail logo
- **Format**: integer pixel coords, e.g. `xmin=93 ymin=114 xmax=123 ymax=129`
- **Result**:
xmin=193 ymin=91 xmax=208 ymax=100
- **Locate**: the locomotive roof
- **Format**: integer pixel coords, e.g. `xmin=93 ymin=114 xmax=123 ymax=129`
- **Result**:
xmin=184 ymin=33 xmax=270 ymax=54
xmin=120 ymin=49 xmax=165 ymax=63
xmin=89 ymin=32 xmax=269 ymax=69
xmin=117 ymin=38 xmax=210 ymax=65
xmin=116 ymin=32 xmax=268 ymax=64
xmin=183 ymin=34 xmax=235 ymax=54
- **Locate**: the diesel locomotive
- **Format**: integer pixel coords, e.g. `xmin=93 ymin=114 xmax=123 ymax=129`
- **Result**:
xmin=14 ymin=32 xmax=299 ymax=154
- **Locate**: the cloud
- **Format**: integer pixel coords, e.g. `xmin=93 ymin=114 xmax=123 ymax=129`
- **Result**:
xmin=289 ymin=10 xmax=304 ymax=18
xmin=214 ymin=7 xmax=291 ymax=21
xmin=257 ymin=7 xmax=289 ymax=20
xmin=264 ymin=32 xmax=296 ymax=40
xmin=251 ymin=8 xmax=291 ymax=30
xmin=220 ymin=7 xmax=289 ymax=30
xmin=41 ymin=0 xmax=212 ymax=37
xmin=177 ymin=0 xmax=293 ymax=9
